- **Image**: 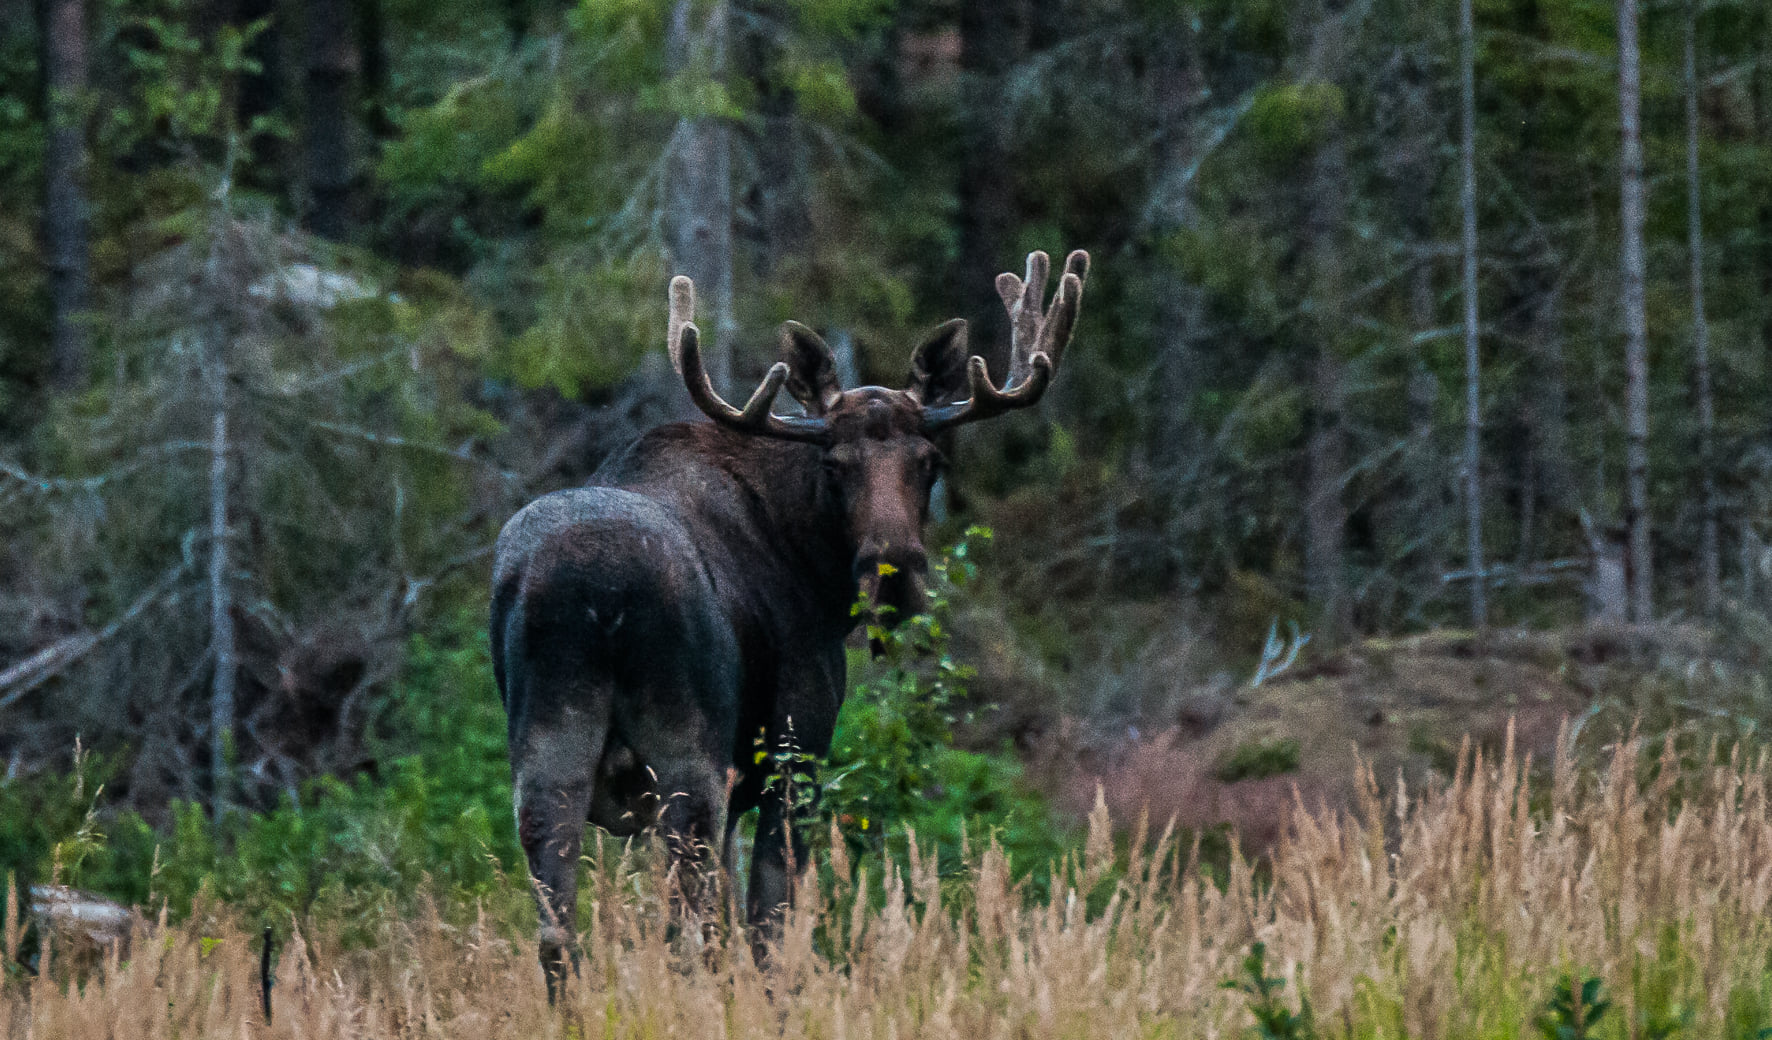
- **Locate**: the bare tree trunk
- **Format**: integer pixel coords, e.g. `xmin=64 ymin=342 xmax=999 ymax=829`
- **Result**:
xmin=1302 ymin=6 xmax=1351 ymax=645
xmin=1684 ymin=0 xmax=1719 ymax=617
xmin=1459 ymin=0 xmax=1488 ymax=630
xmin=203 ymin=228 xmax=238 ymax=809
xmin=1146 ymin=29 xmax=1206 ymax=479
xmin=1396 ymin=52 xmax=1445 ymax=608
xmin=665 ymin=0 xmax=733 ymax=393
xmin=38 ymin=0 xmax=90 ymax=389
xmin=1617 ymin=0 xmax=1653 ymax=624
xmin=302 ymin=0 xmax=360 ymax=240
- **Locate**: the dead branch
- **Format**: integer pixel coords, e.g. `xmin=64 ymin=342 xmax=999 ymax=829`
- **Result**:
xmin=0 ymin=553 xmax=192 ymax=711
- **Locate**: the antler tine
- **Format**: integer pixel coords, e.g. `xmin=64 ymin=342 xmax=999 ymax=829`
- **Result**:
xmin=921 ymin=248 xmax=1088 ymax=435
xmin=965 ymin=352 xmax=1053 ymax=418
xmin=1036 ymin=250 xmax=1088 ymax=370
xmin=995 ymin=250 xmax=1050 ymax=388
xmin=668 ymin=275 xmax=696 ymax=376
xmin=671 ymin=279 xmax=830 ymax=444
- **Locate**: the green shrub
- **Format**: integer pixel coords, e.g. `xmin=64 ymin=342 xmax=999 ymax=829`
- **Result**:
xmin=1536 ymin=976 xmax=1611 ymax=1040
xmin=813 ymin=527 xmax=1073 ymax=890
xmin=142 ymin=618 xmax=525 ymax=932
xmin=1216 ymin=737 xmax=1301 ymax=782
xmin=1224 ymin=941 xmax=1314 ymax=1040
xmin=0 ymin=743 xmax=158 ymax=903
xmin=0 ymin=613 xmax=528 ymax=935
xmin=1247 ymin=81 xmax=1344 ymax=167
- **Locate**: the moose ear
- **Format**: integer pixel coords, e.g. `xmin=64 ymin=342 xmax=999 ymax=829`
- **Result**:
xmin=906 ymin=319 xmax=971 ymax=405
xmin=779 ymin=321 xmax=843 ymax=416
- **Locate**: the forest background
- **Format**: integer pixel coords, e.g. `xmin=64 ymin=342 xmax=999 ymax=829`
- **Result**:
xmin=3 ymin=0 xmax=1772 ymax=923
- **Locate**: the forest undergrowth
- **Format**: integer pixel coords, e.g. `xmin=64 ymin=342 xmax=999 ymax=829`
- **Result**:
xmin=8 ymin=720 xmax=1772 ymax=1040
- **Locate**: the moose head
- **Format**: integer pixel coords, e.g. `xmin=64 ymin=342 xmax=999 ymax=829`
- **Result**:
xmin=668 ymin=249 xmax=1089 ymax=622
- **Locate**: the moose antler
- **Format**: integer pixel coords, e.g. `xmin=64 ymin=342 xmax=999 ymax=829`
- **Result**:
xmin=669 ymin=275 xmax=831 ymax=444
xmin=919 ymin=249 xmax=1089 ymax=433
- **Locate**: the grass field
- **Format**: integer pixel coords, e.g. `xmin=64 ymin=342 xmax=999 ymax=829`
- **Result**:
xmin=7 ymin=719 xmax=1772 ymax=1039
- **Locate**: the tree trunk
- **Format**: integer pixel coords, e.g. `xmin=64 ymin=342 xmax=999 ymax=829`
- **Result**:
xmin=1617 ymin=0 xmax=1653 ymax=624
xmin=1305 ymin=344 xmax=1350 ymax=643
xmin=958 ymin=0 xmax=1019 ymax=382
xmin=1397 ymin=52 xmax=1445 ymax=610
xmin=38 ymin=0 xmax=91 ymax=389
xmin=1685 ymin=0 xmax=1719 ymax=617
xmin=1758 ymin=12 xmax=1772 ymax=434
xmin=665 ymin=0 xmax=733 ymax=394
xmin=1302 ymin=5 xmax=1351 ymax=644
xmin=203 ymin=226 xmax=238 ymax=809
xmin=1744 ymin=523 xmax=1766 ymax=612
xmin=1459 ymin=0 xmax=1488 ymax=630
xmin=1508 ymin=0 xmax=1577 ymax=563
xmin=357 ymin=0 xmax=391 ymax=140
xmin=741 ymin=7 xmax=808 ymax=279
xmin=1145 ymin=26 xmax=1205 ymax=479
xmin=302 ymin=0 xmax=360 ymax=240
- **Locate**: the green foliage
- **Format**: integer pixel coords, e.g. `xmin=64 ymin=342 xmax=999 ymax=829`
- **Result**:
xmin=379 ymin=79 xmax=523 ymax=212
xmin=1724 ymin=984 xmax=1772 ymax=1040
xmin=818 ymin=527 xmax=1073 ymax=884
xmin=788 ymin=0 xmax=893 ymax=40
xmin=0 ymin=744 xmax=156 ymax=902
xmin=1216 ymin=737 xmax=1301 ymax=782
xmin=493 ymin=254 xmax=665 ymax=396
xmin=785 ymin=57 xmax=860 ymax=122
xmin=2 ymin=583 xmax=1066 ymax=933
xmin=143 ymin=619 xmax=521 ymax=931
xmin=101 ymin=0 xmax=279 ymax=150
xmin=0 ymin=615 xmax=525 ymax=936
xmin=1535 ymin=976 xmax=1611 ymax=1040
xmin=1223 ymin=942 xmax=1315 ymax=1040
xmin=1246 ymin=82 xmax=1345 ymax=168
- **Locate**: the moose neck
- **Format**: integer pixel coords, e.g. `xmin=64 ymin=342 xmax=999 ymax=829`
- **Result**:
xmin=723 ymin=434 xmax=861 ymax=620
xmin=601 ymin=421 xmax=863 ymax=632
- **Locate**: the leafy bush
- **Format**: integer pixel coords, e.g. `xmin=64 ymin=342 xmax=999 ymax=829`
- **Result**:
xmin=813 ymin=527 xmax=1073 ymax=890
xmin=0 ymin=613 xmax=528 ymax=936
xmin=1535 ymin=976 xmax=1611 ymax=1040
xmin=0 ymin=743 xmax=157 ymax=902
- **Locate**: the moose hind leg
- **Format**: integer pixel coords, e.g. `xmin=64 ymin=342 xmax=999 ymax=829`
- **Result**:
xmin=648 ymin=759 xmax=730 ymax=934
xmin=747 ymin=784 xmax=813 ymax=962
xmin=512 ymin=713 xmax=602 ymax=1003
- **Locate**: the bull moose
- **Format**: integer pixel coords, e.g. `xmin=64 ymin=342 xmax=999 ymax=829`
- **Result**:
xmin=490 ymin=249 xmax=1088 ymax=995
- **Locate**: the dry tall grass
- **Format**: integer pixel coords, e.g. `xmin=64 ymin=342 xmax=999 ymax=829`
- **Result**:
xmin=8 ymin=719 xmax=1772 ymax=1039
